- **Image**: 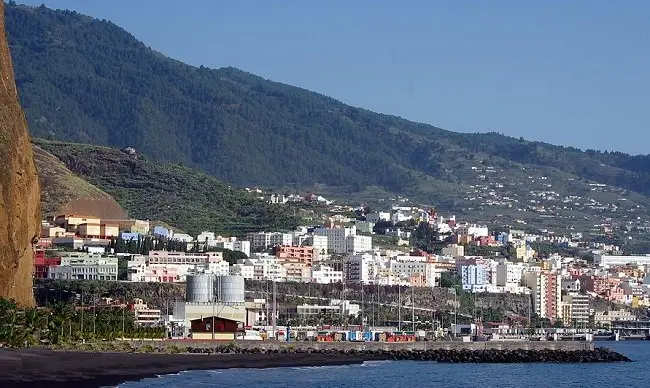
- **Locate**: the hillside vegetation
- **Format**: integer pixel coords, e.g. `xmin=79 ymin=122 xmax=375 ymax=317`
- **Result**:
xmin=34 ymin=145 xmax=127 ymax=218
xmin=35 ymin=139 xmax=299 ymax=236
xmin=5 ymin=4 xmax=650 ymax=233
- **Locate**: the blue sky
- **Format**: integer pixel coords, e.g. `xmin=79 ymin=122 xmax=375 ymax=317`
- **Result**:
xmin=19 ymin=0 xmax=650 ymax=155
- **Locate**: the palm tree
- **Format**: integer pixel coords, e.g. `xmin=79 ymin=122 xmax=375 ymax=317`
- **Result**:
xmin=24 ymin=307 xmax=46 ymax=344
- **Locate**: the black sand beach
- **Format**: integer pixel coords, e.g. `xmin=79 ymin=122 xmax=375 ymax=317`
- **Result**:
xmin=0 ymin=348 xmax=366 ymax=387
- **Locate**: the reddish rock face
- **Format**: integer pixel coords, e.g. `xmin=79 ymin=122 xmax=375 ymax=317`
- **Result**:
xmin=0 ymin=2 xmax=40 ymax=307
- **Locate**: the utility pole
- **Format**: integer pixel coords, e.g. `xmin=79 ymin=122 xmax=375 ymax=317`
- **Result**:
xmin=272 ymin=278 xmax=277 ymax=339
xmin=211 ymin=294 xmax=215 ymax=341
xmin=81 ymin=289 xmax=84 ymax=338
xmin=372 ymin=286 xmax=375 ymax=329
xmin=265 ymin=280 xmax=269 ymax=328
xmin=361 ymin=282 xmax=364 ymax=331
xmin=398 ymin=283 xmax=401 ymax=331
xmin=93 ymin=293 xmax=96 ymax=337
xmin=376 ymin=282 xmax=380 ymax=327
xmin=432 ymin=310 xmax=435 ymax=332
xmin=411 ymin=283 xmax=415 ymax=332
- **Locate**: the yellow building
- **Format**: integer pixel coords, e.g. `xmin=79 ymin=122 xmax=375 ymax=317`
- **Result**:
xmin=559 ymin=301 xmax=572 ymax=326
xmin=100 ymin=224 xmax=119 ymax=238
xmin=78 ymin=223 xmax=102 ymax=238
xmin=55 ymin=214 xmax=100 ymax=232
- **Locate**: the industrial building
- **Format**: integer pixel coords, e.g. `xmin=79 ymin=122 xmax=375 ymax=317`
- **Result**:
xmin=167 ymin=274 xmax=251 ymax=337
xmin=190 ymin=317 xmax=244 ymax=340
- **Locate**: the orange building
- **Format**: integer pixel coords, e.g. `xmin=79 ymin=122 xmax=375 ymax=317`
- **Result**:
xmin=276 ymin=245 xmax=314 ymax=265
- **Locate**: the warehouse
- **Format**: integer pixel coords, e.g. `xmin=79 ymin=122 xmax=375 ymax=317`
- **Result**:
xmin=190 ymin=316 xmax=244 ymax=340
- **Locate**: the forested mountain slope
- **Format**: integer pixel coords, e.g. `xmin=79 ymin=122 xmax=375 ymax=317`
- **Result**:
xmin=6 ymin=3 xmax=650 ymax=206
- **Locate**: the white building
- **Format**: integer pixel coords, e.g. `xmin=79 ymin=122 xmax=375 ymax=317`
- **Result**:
xmin=172 ymin=233 xmax=194 ymax=243
xmin=190 ymin=261 xmax=230 ymax=276
xmin=311 ymin=264 xmax=344 ymax=284
xmin=496 ymin=262 xmax=525 ymax=288
xmin=215 ymin=240 xmax=251 ymax=257
xmin=196 ymin=231 xmax=216 ymax=244
xmin=246 ymin=232 xmax=293 ymax=249
xmin=297 ymin=300 xmax=360 ymax=317
xmin=593 ymin=309 xmax=637 ymax=328
xmin=147 ymin=250 xmax=223 ymax=265
xmin=304 ymin=235 xmax=328 ymax=258
xmin=594 ymin=254 xmax=650 ymax=269
xmin=230 ymin=263 xmax=255 ymax=279
xmin=355 ymin=221 xmax=375 ymax=234
xmin=250 ymin=254 xmax=285 ymax=281
xmin=127 ymin=251 xmax=226 ymax=282
xmin=314 ymin=226 xmax=372 ymax=254
xmin=314 ymin=226 xmax=356 ymax=254
xmin=283 ymin=262 xmax=312 ymax=283
xmin=389 ymin=256 xmax=428 ymax=279
xmin=365 ymin=212 xmax=391 ymax=223
xmin=50 ymin=253 xmax=118 ymax=281
xmin=344 ymin=252 xmax=381 ymax=283
xmin=442 ymin=245 xmax=465 ymax=257
xmin=391 ymin=210 xmax=412 ymax=224
xmin=467 ymin=225 xmax=489 ymax=238
xmin=346 ymin=234 xmax=372 ymax=254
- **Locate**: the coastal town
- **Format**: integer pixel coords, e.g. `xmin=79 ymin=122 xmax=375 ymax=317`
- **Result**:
xmin=1 ymin=2 xmax=646 ymax=386
xmin=29 ymin=190 xmax=650 ymax=342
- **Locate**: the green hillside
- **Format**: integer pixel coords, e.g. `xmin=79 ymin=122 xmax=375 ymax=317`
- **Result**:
xmin=34 ymin=145 xmax=127 ymax=219
xmin=34 ymin=139 xmax=299 ymax=236
xmin=5 ymin=4 xmax=650 ymax=233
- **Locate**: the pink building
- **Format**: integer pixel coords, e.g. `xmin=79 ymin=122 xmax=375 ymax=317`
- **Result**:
xmin=605 ymin=286 xmax=626 ymax=303
xmin=474 ymin=236 xmax=500 ymax=247
xmin=580 ymin=275 xmax=608 ymax=295
xmin=409 ymin=273 xmax=425 ymax=287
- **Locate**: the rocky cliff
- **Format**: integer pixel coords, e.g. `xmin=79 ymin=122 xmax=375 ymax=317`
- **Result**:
xmin=0 ymin=2 xmax=40 ymax=307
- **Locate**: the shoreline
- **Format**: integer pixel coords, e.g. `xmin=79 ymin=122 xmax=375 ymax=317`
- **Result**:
xmin=0 ymin=349 xmax=367 ymax=387
xmin=0 ymin=346 xmax=631 ymax=387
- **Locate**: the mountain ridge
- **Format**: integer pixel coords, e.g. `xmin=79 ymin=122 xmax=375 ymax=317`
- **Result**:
xmin=5 ymin=3 xmax=650 ymax=234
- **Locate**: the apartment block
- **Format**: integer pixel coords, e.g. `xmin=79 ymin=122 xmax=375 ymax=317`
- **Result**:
xmin=524 ymin=271 xmax=562 ymax=321
xmin=276 ymin=245 xmax=314 ymax=265
xmin=562 ymin=293 xmax=590 ymax=326
xmin=461 ymin=264 xmax=490 ymax=292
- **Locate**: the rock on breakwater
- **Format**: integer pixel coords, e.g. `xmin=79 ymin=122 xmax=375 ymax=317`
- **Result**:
xmin=177 ymin=345 xmax=631 ymax=363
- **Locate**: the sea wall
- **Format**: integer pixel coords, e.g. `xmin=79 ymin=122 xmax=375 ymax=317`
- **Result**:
xmin=132 ymin=339 xmax=594 ymax=352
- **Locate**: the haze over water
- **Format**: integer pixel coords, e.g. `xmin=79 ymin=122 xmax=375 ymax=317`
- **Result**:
xmin=121 ymin=342 xmax=647 ymax=388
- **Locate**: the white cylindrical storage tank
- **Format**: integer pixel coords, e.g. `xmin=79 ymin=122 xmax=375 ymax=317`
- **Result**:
xmin=186 ymin=274 xmax=214 ymax=303
xmin=217 ymin=275 xmax=245 ymax=304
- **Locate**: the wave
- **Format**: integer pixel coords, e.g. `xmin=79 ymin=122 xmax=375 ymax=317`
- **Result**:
xmin=360 ymin=360 xmax=393 ymax=367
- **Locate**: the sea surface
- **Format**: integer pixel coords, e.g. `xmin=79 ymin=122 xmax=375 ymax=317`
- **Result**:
xmin=120 ymin=342 xmax=649 ymax=388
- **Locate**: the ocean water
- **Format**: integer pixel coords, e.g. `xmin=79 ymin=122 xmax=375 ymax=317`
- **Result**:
xmin=120 ymin=343 xmax=649 ymax=388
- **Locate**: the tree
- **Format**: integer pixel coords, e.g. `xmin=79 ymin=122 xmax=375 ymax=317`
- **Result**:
xmin=410 ymin=222 xmax=446 ymax=253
